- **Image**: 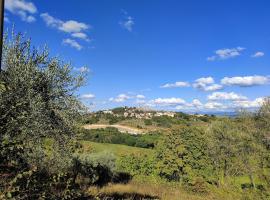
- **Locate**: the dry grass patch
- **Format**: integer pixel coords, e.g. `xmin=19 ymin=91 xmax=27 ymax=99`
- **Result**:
xmin=87 ymin=181 xmax=215 ymax=200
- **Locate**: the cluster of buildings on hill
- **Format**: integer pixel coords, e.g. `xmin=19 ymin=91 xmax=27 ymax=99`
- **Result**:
xmin=101 ymin=107 xmax=176 ymax=119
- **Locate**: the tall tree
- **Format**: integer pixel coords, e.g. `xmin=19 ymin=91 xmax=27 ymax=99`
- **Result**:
xmin=0 ymin=32 xmax=87 ymax=178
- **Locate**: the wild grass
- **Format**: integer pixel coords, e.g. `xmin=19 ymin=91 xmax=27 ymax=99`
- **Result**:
xmin=80 ymin=140 xmax=154 ymax=156
xmin=86 ymin=179 xmax=265 ymax=200
xmin=87 ymin=180 xmax=214 ymax=200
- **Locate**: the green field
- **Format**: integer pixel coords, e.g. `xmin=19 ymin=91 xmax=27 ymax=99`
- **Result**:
xmin=80 ymin=140 xmax=154 ymax=157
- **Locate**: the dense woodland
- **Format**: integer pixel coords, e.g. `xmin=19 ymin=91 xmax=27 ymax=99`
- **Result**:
xmin=1 ymin=33 xmax=270 ymax=199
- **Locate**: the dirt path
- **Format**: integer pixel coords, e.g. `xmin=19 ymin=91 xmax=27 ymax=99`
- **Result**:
xmin=83 ymin=124 xmax=144 ymax=135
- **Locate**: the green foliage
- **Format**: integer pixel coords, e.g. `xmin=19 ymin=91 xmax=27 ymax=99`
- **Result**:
xmin=111 ymin=107 xmax=127 ymax=114
xmin=117 ymin=153 xmax=156 ymax=177
xmin=152 ymin=116 xmax=173 ymax=128
xmin=155 ymin=130 xmax=186 ymax=181
xmin=155 ymin=127 xmax=214 ymax=184
xmin=80 ymin=127 xmax=160 ymax=148
xmin=72 ymin=152 xmax=116 ymax=187
xmin=0 ymin=32 xmax=87 ymax=198
xmin=178 ymin=127 xmax=214 ymax=183
xmin=144 ymin=119 xmax=153 ymax=126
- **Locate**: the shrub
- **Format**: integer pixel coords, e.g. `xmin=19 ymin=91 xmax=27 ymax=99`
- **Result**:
xmin=72 ymin=152 xmax=116 ymax=187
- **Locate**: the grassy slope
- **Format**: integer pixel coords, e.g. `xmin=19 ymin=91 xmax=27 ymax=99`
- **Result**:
xmin=80 ymin=140 xmax=154 ymax=157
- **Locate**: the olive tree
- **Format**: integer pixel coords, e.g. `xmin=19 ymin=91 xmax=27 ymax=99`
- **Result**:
xmin=0 ymin=32 xmax=87 ymax=198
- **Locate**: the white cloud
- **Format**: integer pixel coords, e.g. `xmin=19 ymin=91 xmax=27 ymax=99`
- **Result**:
xmin=175 ymin=99 xmax=226 ymax=111
xmin=206 ymin=56 xmax=216 ymax=61
xmin=207 ymin=47 xmax=245 ymax=61
xmin=146 ymin=95 xmax=266 ymax=112
xmin=74 ymin=67 xmax=90 ymax=73
xmin=40 ymin=13 xmax=62 ymax=27
xmin=59 ymin=20 xmax=89 ymax=33
xmin=109 ymin=94 xmax=132 ymax=103
xmin=208 ymin=92 xmax=247 ymax=101
xmin=71 ymin=32 xmax=90 ymax=42
xmin=204 ymin=102 xmax=227 ymax=110
xmin=161 ymin=81 xmax=190 ymax=88
xmin=6 ymin=0 xmax=37 ymax=23
xmin=40 ymin=13 xmax=91 ymax=45
xmin=195 ymin=77 xmax=214 ymax=85
xmin=251 ymin=51 xmax=264 ymax=58
xmin=233 ymin=97 xmax=265 ymax=109
xmin=109 ymin=93 xmax=146 ymax=103
xmin=119 ymin=10 xmax=134 ymax=32
xmin=41 ymin=13 xmax=90 ymax=33
xmin=192 ymin=99 xmax=203 ymax=107
xmin=62 ymin=38 xmax=83 ymax=50
xmin=136 ymin=94 xmax=145 ymax=99
xmin=221 ymin=75 xmax=270 ymax=87
xmin=203 ymin=84 xmax=223 ymax=91
xmin=177 ymin=99 xmax=204 ymax=110
xmin=150 ymin=97 xmax=186 ymax=106
xmin=23 ymin=15 xmax=35 ymax=22
xmin=81 ymin=93 xmax=95 ymax=99
xmin=193 ymin=77 xmax=222 ymax=91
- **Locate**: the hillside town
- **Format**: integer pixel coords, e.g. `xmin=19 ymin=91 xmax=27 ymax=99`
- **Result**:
xmin=100 ymin=107 xmax=176 ymax=119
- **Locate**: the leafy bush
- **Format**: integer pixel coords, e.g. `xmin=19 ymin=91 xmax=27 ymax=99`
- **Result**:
xmin=144 ymin=119 xmax=153 ymax=126
xmin=72 ymin=152 xmax=116 ymax=187
xmin=117 ymin=153 xmax=156 ymax=177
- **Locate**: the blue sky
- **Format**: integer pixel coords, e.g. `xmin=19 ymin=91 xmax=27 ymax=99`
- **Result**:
xmin=5 ymin=0 xmax=270 ymax=112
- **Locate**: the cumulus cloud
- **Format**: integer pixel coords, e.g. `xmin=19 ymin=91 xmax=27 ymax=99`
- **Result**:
xmin=208 ymin=92 xmax=247 ymax=101
xmin=195 ymin=77 xmax=214 ymax=85
xmin=150 ymin=97 xmax=186 ymax=106
xmin=136 ymin=94 xmax=145 ymax=99
xmin=41 ymin=13 xmax=90 ymax=33
xmin=221 ymin=75 xmax=270 ymax=87
xmin=109 ymin=94 xmax=132 ymax=103
xmin=251 ymin=51 xmax=264 ymax=58
xmin=71 ymin=32 xmax=91 ymax=42
xmin=151 ymin=95 xmax=266 ymax=111
xmin=175 ymin=99 xmax=227 ymax=111
xmin=207 ymin=47 xmax=245 ymax=61
xmin=191 ymin=99 xmax=203 ymax=107
xmin=62 ymin=38 xmax=83 ymax=50
xmin=233 ymin=97 xmax=265 ymax=109
xmin=59 ymin=20 xmax=89 ymax=33
xmin=161 ymin=81 xmax=190 ymax=88
xmin=40 ymin=13 xmax=62 ymax=27
xmin=5 ymin=0 xmax=37 ymax=23
xmin=81 ymin=93 xmax=95 ymax=99
xmin=177 ymin=99 xmax=203 ymax=110
xmin=203 ymin=84 xmax=223 ymax=91
xmin=109 ymin=93 xmax=146 ymax=103
xmin=40 ymin=13 xmax=91 ymax=46
xmin=193 ymin=77 xmax=222 ymax=91
xmin=204 ymin=102 xmax=227 ymax=110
